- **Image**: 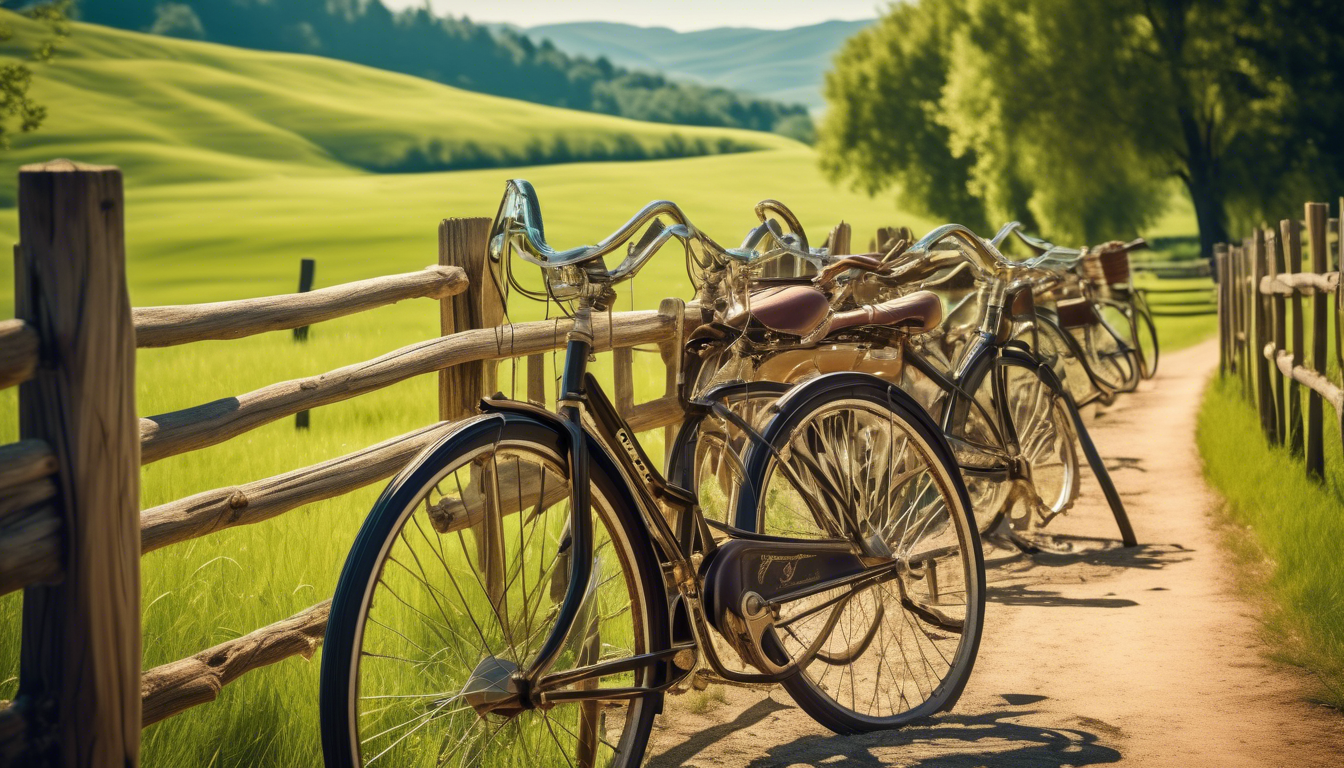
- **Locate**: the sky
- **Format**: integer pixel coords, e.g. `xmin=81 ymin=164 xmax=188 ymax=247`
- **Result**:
xmin=383 ymin=1 xmax=884 ymax=32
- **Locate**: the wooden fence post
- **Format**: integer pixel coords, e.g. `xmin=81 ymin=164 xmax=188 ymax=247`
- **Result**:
xmin=829 ymin=221 xmax=851 ymax=257
xmin=1216 ymin=244 xmax=1228 ymax=376
xmin=292 ymin=258 xmax=316 ymax=342
xmin=438 ymin=217 xmax=499 ymax=421
xmin=15 ymin=160 xmax=140 ymax=767
xmin=613 ymin=347 xmax=635 ymax=416
xmin=1337 ymin=198 xmax=1344 ymax=377
xmin=1229 ymin=244 xmax=1243 ymax=381
xmin=1252 ymin=230 xmax=1276 ymax=440
xmin=657 ymin=297 xmax=686 ymax=470
xmin=1243 ymin=243 xmax=1255 ymax=394
xmin=1282 ymin=218 xmax=1305 ymax=456
xmin=295 ymin=260 xmax=316 ymax=429
xmin=1305 ymin=202 xmax=1329 ymax=479
xmin=1269 ymin=230 xmax=1287 ymax=446
xmin=437 ymin=216 xmax=503 ymax=606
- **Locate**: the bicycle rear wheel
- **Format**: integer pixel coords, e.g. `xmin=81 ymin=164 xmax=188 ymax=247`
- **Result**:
xmin=321 ymin=415 xmax=667 ymax=768
xmin=733 ymin=375 xmax=985 ymax=733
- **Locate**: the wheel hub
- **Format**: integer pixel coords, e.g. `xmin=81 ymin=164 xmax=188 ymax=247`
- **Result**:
xmin=461 ymin=656 xmax=528 ymax=718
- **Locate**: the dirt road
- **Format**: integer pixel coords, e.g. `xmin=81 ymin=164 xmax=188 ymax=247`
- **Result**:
xmin=645 ymin=339 xmax=1344 ymax=767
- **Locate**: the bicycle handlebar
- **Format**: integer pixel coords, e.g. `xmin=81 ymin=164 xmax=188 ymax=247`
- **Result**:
xmin=489 ymin=179 xmax=820 ymax=293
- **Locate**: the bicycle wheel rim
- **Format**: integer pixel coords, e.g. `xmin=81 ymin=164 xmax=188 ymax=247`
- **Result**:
xmin=323 ymin=418 xmax=660 ymax=768
xmin=737 ymin=381 xmax=984 ymax=731
xmin=1000 ymin=360 xmax=1079 ymax=521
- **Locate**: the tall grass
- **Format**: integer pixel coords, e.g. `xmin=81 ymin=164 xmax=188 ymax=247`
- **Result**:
xmin=1197 ymin=376 xmax=1344 ymax=709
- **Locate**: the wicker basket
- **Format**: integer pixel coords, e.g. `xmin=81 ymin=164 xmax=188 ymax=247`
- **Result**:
xmin=1056 ymin=298 xmax=1100 ymax=329
xmin=1099 ymin=247 xmax=1131 ymax=286
xmin=1081 ymin=251 xmax=1106 ymax=287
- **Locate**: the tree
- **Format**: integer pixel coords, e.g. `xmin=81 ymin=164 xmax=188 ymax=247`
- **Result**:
xmin=0 ymin=1 xmax=69 ymax=149
xmin=818 ymin=1 xmax=988 ymax=232
xmin=820 ymin=0 xmax=1335 ymax=260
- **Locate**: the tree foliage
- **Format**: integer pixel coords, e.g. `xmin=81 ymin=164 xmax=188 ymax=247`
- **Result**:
xmin=76 ymin=0 xmax=813 ymax=138
xmin=0 ymin=1 xmax=69 ymax=148
xmin=820 ymin=0 xmax=1344 ymax=258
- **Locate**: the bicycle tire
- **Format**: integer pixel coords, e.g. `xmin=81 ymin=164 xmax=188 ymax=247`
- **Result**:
xmin=957 ymin=353 xmax=1080 ymax=528
xmin=320 ymin=413 xmax=669 ymax=768
xmin=733 ymin=374 xmax=985 ymax=734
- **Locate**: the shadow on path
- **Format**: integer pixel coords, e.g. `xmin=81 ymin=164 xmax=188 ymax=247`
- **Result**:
xmin=986 ymin=541 xmax=1192 ymax=574
xmin=647 ymin=697 xmax=789 ymax=768
xmin=742 ymin=708 xmax=1123 ymax=767
xmin=987 ymin=583 xmax=1138 ymax=608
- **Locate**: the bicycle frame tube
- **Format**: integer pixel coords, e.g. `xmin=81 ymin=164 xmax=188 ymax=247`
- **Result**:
xmin=524 ymin=310 xmax=598 ymax=684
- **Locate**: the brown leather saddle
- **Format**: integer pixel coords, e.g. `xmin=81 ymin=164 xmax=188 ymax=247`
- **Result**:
xmin=732 ymin=285 xmax=942 ymax=337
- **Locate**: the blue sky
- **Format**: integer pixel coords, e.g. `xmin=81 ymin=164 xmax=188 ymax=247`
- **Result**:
xmin=384 ymin=1 xmax=884 ymax=31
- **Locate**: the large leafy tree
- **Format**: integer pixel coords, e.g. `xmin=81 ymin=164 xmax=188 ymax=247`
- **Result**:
xmin=821 ymin=0 xmax=1337 ymax=260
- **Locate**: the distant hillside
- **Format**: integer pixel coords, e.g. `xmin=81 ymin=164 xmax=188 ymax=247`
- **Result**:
xmin=72 ymin=0 xmax=814 ymax=139
xmin=523 ymin=20 xmax=874 ymax=112
xmin=0 ymin=13 xmax=797 ymax=204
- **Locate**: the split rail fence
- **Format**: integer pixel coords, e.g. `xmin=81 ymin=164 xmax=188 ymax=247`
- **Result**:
xmin=1218 ymin=200 xmax=1344 ymax=481
xmin=0 ymin=160 xmax=695 ymax=767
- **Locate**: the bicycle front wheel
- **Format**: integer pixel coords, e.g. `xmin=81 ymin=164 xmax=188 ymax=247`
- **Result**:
xmin=1080 ymin=303 xmax=1139 ymax=393
xmin=321 ymin=414 xmax=667 ymax=768
xmin=965 ymin=355 xmax=1080 ymax=528
xmin=734 ymin=375 xmax=985 ymax=733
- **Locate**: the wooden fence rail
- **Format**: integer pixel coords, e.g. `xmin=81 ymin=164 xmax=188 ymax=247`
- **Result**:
xmin=133 ymin=265 xmax=468 ymax=348
xmin=1219 ymin=199 xmax=1344 ymax=482
xmin=0 ymin=160 xmax=699 ymax=767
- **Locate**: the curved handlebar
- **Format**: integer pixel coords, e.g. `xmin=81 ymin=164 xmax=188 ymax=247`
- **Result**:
xmin=489 ymin=178 xmax=731 ymax=284
xmin=489 ymin=179 xmax=826 ymax=292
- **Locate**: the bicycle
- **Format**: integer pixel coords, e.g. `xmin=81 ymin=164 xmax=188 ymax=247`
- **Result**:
xmin=319 ymin=180 xmax=987 ymax=767
xmin=991 ymin=224 xmax=1156 ymax=402
xmin=681 ymin=212 xmax=1136 ymax=547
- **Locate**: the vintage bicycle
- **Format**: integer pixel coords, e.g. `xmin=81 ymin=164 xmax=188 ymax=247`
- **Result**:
xmin=318 ymin=180 xmax=986 ymax=767
xmin=678 ymin=212 xmax=1136 ymax=547
xmin=991 ymin=224 xmax=1157 ymax=401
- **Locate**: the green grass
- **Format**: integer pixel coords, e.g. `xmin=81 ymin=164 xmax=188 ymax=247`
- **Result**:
xmin=1197 ymin=376 xmax=1344 ymax=709
xmin=0 ymin=13 xmax=1209 ymax=767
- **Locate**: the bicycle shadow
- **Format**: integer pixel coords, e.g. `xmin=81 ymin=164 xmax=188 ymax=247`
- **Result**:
xmin=739 ymin=708 xmax=1123 ymax=767
xmin=646 ymin=697 xmax=790 ymax=768
xmin=985 ymin=540 xmax=1192 ymax=574
xmin=987 ymin=583 xmax=1138 ymax=608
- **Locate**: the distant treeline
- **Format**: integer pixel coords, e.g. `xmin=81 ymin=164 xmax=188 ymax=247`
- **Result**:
xmin=76 ymin=0 xmax=815 ymax=141
xmin=363 ymin=133 xmax=757 ymax=174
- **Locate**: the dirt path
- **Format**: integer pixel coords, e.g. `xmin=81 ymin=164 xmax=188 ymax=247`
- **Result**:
xmin=645 ymin=338 xmax=1344 ymax=767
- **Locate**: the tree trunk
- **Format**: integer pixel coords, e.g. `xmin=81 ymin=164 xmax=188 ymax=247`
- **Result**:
xmin=1186 ymin=174 xmax=1230 ymax=277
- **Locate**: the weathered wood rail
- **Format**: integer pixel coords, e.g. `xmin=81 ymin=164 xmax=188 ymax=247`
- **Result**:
xmin=0 ymin=160 xmax=695 ymax=767
xmin=1218 ymin=199 xmax=1344 ymax=481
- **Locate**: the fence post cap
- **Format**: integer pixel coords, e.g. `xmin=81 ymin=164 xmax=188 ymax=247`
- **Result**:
xmin=20 ymin=158 xmax=120 ymax=174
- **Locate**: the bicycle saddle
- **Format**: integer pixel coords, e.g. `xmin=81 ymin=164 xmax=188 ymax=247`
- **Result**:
xmin=728 ymin=285 xmax=943 ymax=338
xmin=829 ymin=291 xmax=943 ymax=334
xmin=730 ymin=285 xmax=831 ymax=336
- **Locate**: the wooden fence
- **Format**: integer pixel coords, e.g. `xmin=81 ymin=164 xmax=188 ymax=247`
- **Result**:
xmin=1218 ymin=200 xmax=1343 ymax=481
xmin=0 ymin=160 xmax=694 ymax=767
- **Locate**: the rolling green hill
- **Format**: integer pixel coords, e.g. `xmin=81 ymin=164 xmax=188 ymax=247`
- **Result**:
xmin=0 ymin=12 xmax=795 ymax=204
xmin=77 ymin=0 xmax=814 ymax=137
xmin=523 ymin=20 xmax=874 ymax=111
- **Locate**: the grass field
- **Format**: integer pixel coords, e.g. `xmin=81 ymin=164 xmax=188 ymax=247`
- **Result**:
xmin=1198 ymin=376 xmax=1344 ymax=710
xmin=0 ymin=14 xmax=1213 ymax=768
